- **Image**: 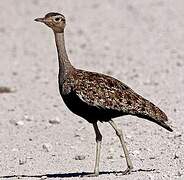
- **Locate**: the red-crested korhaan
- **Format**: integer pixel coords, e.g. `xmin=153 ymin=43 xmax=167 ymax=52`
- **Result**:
xmin=35 ymin=12 xmax=173 ymax=177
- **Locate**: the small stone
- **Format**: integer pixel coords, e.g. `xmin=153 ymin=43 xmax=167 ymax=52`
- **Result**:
xmin=80 ymin=137 xmax=84 ymax=141
xmin=16 ymin=121 xmax=24 ymax=126
xmin=10 ymin=120 xmax=24 ymax=126
xmin=74 ymin=155 xmax=85 ymax=160
xmin=126 ymin=135 xmax=132 ymax=139
xmin=49 ymin=117 xmax=60 ymax=124
xmin=132 ymin=150 xmax=140 ymax=155
xmin=0 ymin=86 xmax=15 ymax=93
xmin=177 ymin=171 xmax=182 ymax=177
xmin=174 ymin=132 xmax=182 ymax=138
xmin=77 ymin=126 xmax=85 ymax=131
xmin=40 ymin=175 xmax=47 ymax=179
xmin=27 ymin=156 xmax=33 ymax=160
xmin=8 ymin=108 xmax=15 ymax=112
xmin=120 ymin=154 xmax=124 ymax=158
xmin=12 ymin=148 xmax=19 ymax=152
xmin=24 ymin=115 xmax=33 ymax=121
xmin=70 ymin=146 xmax=75 ymax=150
xmin=74 ymin=132 xmax=80 ymax=137
xmin=19 ymin=158 xmax=27 ymax=165
xmin=16 ymin=175 xmax=22 ymax=179
xmin=42 ymin=143 xmax=52 ymax=152
xmin=174 ymin=153 xmax=179 ymax=159
xmin=107 ymin=155 xmax=113 ymax=159
xmin=147 ymin=148 xmax=152 ymax=152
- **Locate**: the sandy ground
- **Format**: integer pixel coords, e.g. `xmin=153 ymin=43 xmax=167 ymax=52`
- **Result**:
xmin=0 ymin=0 xmax=184 ymax=179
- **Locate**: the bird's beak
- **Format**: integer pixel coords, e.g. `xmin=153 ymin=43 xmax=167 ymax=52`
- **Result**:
xmin=34 ymin=17 xmax=45 ymax=23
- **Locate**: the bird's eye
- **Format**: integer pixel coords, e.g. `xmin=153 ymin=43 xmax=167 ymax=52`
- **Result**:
xmin=54 ymin=17 xmax=61 ymax=22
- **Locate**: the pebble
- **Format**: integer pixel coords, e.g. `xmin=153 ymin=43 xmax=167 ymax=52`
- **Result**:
xmin=174 ymin=132 xmax=182 ymax=138
xmin=120 ymin=154 xmax=125 ymax=158
xmin=49 ymin=117 xmax=61 ymax=124
xmin=0 ymin=86 xmax=15 ymax=93
xmin=16 ymin=121 xmax=24 ymax=126
xmin=40 ymin=175 xmax=47 ymax=179
xmin=80 ymin=137 xmax=84 ymax=141
xmin=24 ymin=115 xmax=33 ymax=121
xmin=126 ymin=135 xmax=132 ymax=139
xmin=69 ymin=146 xmax=75 ymax=150
xmin=19 ymin=158 xmax=27 ymax=165
xmin=74 ymin=133 xmax=80 ymax=137
xmin=74 ymin=133 xmax=84 ymax=141
xmin=77 ymin=127 xmax=85 ymax=131
xmin=149 ymin=156 xmax=155 ymax=160
xmin=132 ymin=150 xmax=140 ymax=155
xmin=10 ymin=120 xmax=24 ymax=126
xmin=147 ymin=148 xmax=152 ymax=152
xmin=107 ymin=155 xmax=113 ymax=159
xmin=42 ymin=143 xmax=52 ymax=152
xmin=177 ymin=171 xmax=182 ymax=177
xmin=74 ymin=155 xmax=85 ymax=160
xmin=12 ymin=148 xmax=19 ymax=152
xmin=174 ymin=152 xmax=179 ymax=159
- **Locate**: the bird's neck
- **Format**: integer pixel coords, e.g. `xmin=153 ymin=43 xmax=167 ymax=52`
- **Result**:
xmin=54 ymin=32 xmax=73 ymax=82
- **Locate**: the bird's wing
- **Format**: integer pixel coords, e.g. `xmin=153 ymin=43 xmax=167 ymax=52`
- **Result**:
xmin=73 ymin=70 xmax=173 ymax=132
xmin=73 ymin=70 xmax=138 ymax=112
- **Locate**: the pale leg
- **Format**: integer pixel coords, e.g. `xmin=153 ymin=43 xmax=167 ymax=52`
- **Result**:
xmin=86 ymin=122 xmax=102 ymax=177
xmin=109 ymin=120 xmax=133 ymax=174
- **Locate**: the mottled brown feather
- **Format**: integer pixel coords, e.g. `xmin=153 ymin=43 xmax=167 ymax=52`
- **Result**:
xmin=61 ymin=69 xmax=172 ymax=132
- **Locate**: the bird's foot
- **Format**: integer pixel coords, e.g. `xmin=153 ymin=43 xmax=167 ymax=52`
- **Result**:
xmin=83 ymin=172 xmax=99 ymax=177
xmin=120 ymin=167 xmax=133 ymax=175
xmin=115 ymin=167 xmax=133 ymax=176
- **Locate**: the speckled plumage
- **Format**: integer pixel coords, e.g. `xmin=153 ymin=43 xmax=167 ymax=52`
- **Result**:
xmin=60 ymin=68 xmax=172 ymax=131
xmin=35 ymin=12 xmax=173 ymax=177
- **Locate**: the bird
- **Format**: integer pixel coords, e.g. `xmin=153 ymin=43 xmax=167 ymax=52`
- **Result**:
xmin=35 ymin=12 xmax=173 ymax=177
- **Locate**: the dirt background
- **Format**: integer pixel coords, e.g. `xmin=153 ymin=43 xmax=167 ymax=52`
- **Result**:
xmin=0 ymin=0 xmax=184 ymax=179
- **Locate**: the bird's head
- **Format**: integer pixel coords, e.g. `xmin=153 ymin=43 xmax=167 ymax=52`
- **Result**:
xmin=35 ymin=12 xmax=66 ymax=33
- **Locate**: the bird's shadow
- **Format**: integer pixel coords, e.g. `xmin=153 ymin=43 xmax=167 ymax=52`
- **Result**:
xmin=0 ymin=169 xmax=156 ymax=179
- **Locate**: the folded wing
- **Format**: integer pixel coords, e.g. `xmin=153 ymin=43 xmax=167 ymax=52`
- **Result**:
xmin=73 ymin=70 xmax=172 ymax=132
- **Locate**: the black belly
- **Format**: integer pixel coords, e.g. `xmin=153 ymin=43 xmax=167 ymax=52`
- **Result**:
xmin=61 ymin=91 xmax=124 ymax=123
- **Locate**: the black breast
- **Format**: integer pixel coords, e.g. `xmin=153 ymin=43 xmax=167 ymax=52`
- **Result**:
xmin=61 ymin=90 xmax=124 ymax=123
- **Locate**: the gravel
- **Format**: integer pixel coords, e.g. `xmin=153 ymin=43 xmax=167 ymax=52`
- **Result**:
xmin=0 ymin=1 xmax=184 ymax=180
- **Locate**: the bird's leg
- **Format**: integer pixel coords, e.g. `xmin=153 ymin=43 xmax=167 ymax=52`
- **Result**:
xmin=85 ymin=122 xmax=102 ymax=177
xmin=109 ymin=120 xmax=133 ymax=175
xmin=93 ymin=122 xmax=102 ymax=176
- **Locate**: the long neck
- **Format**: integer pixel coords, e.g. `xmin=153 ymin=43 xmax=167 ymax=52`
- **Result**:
xmin=54 ymin=32 xmax=73 ymax=81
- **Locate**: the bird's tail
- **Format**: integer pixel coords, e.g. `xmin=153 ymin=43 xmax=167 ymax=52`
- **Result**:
xmin=130 ymin=94 xmax=173 ymax=132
